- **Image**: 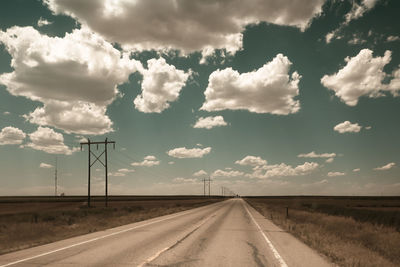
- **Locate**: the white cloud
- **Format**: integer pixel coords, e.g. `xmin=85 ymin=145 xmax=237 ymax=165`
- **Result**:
xmin=37 ymin=17 xmax=53 ymax=27
xmin=298 ymin=151 xmax=336 ymax=158
xmin=109 ymin=172 xmax=126 ymax=177
xmin=44 ymin=0 xmax=325 ymax=57
xmin=249 ymin=162 xmax=319 ymax=179
xmin=193 ymin=116 xmax=227 ymax=129
xmin=40 ymin=163 xmax=53 ymax=169
xmin=348 ymin=34 xmax=367 ymax=45
xmin=144 ymin=155 xmax=157 ymax=161
xmin=167 ymin=147 xmax=211 ymax=159
xmin=25 ymin=127 xmax=77 ymax=155
xmin=3 ymin=111 xmax=10 ymax=115
xmin=211 ymin=169 xmax=244 ymax=178
xmin=353 ymin=168 xmax=361 ymax=172
xmin=201 ymin=54 xmax=301 ymax=114
xmin=387 ymin=36 xmax=400 ymax=42
xmin=134 ymin=58 xmax=190 ymax=113
xmin=326 ymin=158 xmax=334 ymax=163
xmin=321 ymin=49 xmax=400 ymax=106
xmin=235 ymin=156 xmax=267 ymax=167
xmin=173 ymin=177 xmax=198 ymax=183
xmin=193 ymin=170 xmax=208 ymax=177
xmin=334 ymin=121 xmax=362 ymax=133
xmin=168 ymin=161 xmax=175 ymax=165
xmin=374 ymin=162 xmax=395 ymax=171
xmin=0 ymin=126 xmax=26 ymax=145
xmin=131 ymin=155 xmax=160 ymax=167
xmin=0 ymin=26 xmax=141 ymax=135
xmin=118 ymin=168 xmax=135 ymax=173
xmin=327 ymin=171 xmax=345 ymax=177
xmin=344 ymin=0 xmax=379 ymax=24
xmin=324 ymin=1 xmax=379 ymax=44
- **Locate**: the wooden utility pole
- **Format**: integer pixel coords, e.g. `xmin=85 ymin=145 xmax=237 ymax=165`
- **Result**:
xmin=80 ymin=138 xmax=115 ymax=207
xmin=54 ymin=156 xmax=58 ymax=197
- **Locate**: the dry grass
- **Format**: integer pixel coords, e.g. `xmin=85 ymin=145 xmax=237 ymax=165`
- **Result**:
xmin=245 ymin=197 xmax=400 ymax=267
xmin=0 ymin=196 xmax=223 ymax=255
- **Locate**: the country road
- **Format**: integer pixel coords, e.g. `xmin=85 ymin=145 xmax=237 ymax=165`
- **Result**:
xmin=0 ymin=199 xmax=331 ymax=267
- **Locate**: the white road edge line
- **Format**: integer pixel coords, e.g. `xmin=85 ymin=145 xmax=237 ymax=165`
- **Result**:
xmin=243 ymin=201 xmax=288 ymax=267
xmin=0 ymin=202 xmax=223 ymax=267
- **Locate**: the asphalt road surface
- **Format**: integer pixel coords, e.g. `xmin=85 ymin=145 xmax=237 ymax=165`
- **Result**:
xmin=0 ymin=199 xmax=331 ymax=267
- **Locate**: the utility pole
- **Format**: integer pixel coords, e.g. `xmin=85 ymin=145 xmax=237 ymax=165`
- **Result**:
xmin=208 ymin=176 xmax=212 ymax=196
xmin=80 ymin=138 xmax=115 ymax=207
xmin=54 ymin=156 xmax=58 ymax=197
xmin=202 ymin=177 xmax=206 ymax=196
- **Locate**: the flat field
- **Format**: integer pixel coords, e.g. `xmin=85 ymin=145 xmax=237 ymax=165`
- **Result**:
xmin=245 ymin=196 xmax=400 ymax=267
xmin=0 ymin=195 xmax=224 ymax=255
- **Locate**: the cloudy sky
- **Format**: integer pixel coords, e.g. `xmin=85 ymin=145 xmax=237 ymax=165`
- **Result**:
xmin=0 ymin=0 xmax=399 ymax=196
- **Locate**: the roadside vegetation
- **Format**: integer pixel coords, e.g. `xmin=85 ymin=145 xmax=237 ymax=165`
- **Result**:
xmin=0 ymin=196 xmax=223 ymax=255
xmin=245 ymin=196 xmax=400 ymax=267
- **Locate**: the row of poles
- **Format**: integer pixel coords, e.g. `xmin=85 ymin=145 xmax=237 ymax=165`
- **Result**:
xmin=77 ymin=138 xmax=235 ymax=207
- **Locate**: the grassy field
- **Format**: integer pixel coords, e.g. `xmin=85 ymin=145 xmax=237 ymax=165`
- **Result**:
xmin=0 ymin=195 xmax=224 ymax=255
xmin=245 ymin=196 xmax=400 ymax=267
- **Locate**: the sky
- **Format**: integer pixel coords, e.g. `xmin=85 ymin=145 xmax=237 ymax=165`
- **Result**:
xmin=0 ymin=0 xmax=399 ymax=196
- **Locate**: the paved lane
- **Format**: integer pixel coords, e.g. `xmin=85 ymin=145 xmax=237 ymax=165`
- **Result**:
xmin=0 ymin=199 xmax=331 ymax=267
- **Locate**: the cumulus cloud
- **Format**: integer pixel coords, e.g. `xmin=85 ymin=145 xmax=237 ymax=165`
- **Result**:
xmin=193 ymin=170 xmax=208 ymax=177
xmin=131 ymin=155 xmax=160 ymax=167
xmin=211 ymin=169 xmax=244 ymax=178
xmin=353 ymin=168 xmax=361 ymax=172
xmin=235 ymin=156 xmax=267 ymax=167
xmin=321 ymin=49 xmax=400 ymax=106
xmin=193 ymin=116 xmax=227 ymax=129
xmin=37 ymin=17 xmax=53 ymax=27
xmin=249 ymin=162 xmax=319 ymax=179
xmin=298 ymin=151 xmax=336 ymax=158
xmin=333 ymin=121 xmax=362 ymax=133
xmin=44 ymin=0 xmax=325 ymax=58
xmin=173 ymin=177 xmax=198 ymax=183
xmin=25 ymin=127 xmax=77 ymax=155
xmin=134 ymin=58 xmax=190 ymax=113
xmin=167 ymin=147 xmax=211 ymax=158
xmin=374 ymin=162 xmax=395 ymax=171
xmin=40 ymin=163 xmax=53 ymax=169
xmin=327 ymin=171 xmax=345 ymax=177
xmin=201 ymin=54 xmax=301 ymax=114
xmin=0 ymin=126 xmax=26 ymax=145
xmin=0 ymin=26 xmax=141 ymax=135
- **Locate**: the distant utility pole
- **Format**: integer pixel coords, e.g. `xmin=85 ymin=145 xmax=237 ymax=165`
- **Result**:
xmin=54 ymin=156 xmax=58 ymax=197
xmin=202 ymin=177 xmax=206 ymax=196
xmin=208 ymin=176 xmax=212 ymax=196
xmin=80 ymin=138 xmax=115 ymax=207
